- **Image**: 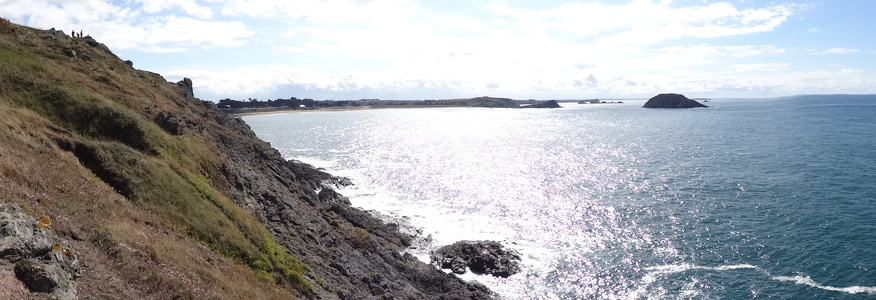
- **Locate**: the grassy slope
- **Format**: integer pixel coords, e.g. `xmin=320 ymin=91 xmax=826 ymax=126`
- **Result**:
xmin=0 ymin=19 xmax=309 ymax=299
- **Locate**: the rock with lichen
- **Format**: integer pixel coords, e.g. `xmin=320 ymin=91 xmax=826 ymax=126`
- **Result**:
xmin=0 ymin=203 xmax=81 ymax=300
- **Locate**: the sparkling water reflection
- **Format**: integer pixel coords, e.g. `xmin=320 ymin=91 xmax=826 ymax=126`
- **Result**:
xmin=245 ymin=97 xmax=876 ymax=299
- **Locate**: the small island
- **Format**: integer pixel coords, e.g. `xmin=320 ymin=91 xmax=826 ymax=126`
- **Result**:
xmin=643 ymin=93 xmax=708 ymax=108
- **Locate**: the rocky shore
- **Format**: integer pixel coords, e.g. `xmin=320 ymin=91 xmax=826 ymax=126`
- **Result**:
xmin=0 ymin=20 xmax=495 ymax=299
xmin=191 ymin=83 xmax=497 ymax=299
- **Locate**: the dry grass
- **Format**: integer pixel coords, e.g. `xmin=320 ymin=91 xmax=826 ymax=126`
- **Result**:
xmin=0 ymin=18 xmax=14 ymax=34
xmin=0 ymin=21 xmax=308 ymax=299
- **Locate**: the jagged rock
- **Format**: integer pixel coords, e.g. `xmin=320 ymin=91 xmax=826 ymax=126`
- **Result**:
xmin=0 ymin=204 xmax=80 ymax=299
xmin=63 ymin=48 xmax=76 ymax=58
xmin=155 ymin=112 xmax=183 ymax=135
xmin=643 ymin=93 xmax=708 ymax=108
xmin=44 ymin=28 xmax=70 ymax=40
xmin=15 ymin=262 xmax=58 ymax=292
xmin=431 ymin=240 xmax=521 ymax=277
xmin=177 ymin=78 xmax=194 ymax=99
xmin=318 ymin=188 xmax=351 ymax=206
xmin=82 ymin=36 xmax=99 ymax=47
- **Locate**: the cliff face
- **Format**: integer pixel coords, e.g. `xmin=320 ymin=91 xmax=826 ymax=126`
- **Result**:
xmin=0 ymin=19 xmax=491 ymax=299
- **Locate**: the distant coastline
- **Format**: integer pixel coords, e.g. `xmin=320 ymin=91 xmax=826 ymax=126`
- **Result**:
xmin=220 ymin=96 xmax=564 ymax=115
xmin=229 ymin=104 xmax=453 ymax=116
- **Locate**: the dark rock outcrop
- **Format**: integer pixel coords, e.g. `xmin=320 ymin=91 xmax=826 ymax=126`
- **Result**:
xmin=0 ymin=204 xmax=81 ymax=299
xmin=527 ymin=100 xmax=561 ymax=108
xmin=154 ymin=111 xmax=183 ymax=135
xmin=643 ymin=93 xmax=708 ymax=108
xmin=82 ymin=36 xmax=100 ymax=47
xmin=43 ymin=28 xmax=70 ymax=40
xmin=177 ymin=77 xmax=194 ymax=99
xmin=431 ymin=240 xmax=521 ymax=278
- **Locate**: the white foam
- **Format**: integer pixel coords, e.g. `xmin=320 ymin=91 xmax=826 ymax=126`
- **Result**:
xmin=773 ymin=275 xmax=876 ymax=295
xmin=287 ymin=155 xmax=339 ymax=169
xmin=633 ymin=263 xmax=876 ymax=297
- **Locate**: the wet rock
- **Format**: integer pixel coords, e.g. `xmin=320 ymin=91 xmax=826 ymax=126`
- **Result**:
xmin=0 ymin=204 xmax=81 ymax=299
xmin=431 ymin=240 xmax=521 ymax=278
xmin=318 ymin=188 xmax=351 ymax=206
xmin=643 ymin=93 xmax=708 ymax=108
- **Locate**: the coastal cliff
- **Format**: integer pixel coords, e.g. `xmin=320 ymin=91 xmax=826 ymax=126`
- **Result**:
xmin=0 ymin=19 xmax=492 ymax=299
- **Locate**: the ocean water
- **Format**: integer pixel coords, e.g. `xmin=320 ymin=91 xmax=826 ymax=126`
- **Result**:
xmin=244 ymin=95 xmax=876 ymax=299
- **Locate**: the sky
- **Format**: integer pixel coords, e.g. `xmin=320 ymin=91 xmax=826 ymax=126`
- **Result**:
xmin=2 ymin=0 xmax=875 ymax=100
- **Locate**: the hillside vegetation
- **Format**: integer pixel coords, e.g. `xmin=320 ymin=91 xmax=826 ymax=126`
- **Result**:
xmin=0 ymin=19 xmax=491 ymax=299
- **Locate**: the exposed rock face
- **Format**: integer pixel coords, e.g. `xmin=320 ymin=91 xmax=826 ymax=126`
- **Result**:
xmin=43 ymin=28 xmax=70 ymax=40
xmin=154 ymin=111 xmax=183 ymax=135
xmin=431 ymin=240 xmax=521 ymax=278
xmin=82 ymin=36 xmax=100 ymax=47
xmin=0 ymin=204 xmax=81 ymax=299
xmin=643 ymin=93 xmax=708 ymax=108
xmin=177 ymin=77 xmax=194 ymax=99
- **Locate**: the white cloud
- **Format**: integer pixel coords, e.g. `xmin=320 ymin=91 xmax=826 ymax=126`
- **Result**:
xmin=487 ymin=1 xmax=797 ymax=47
xmin=815 ymin=48 xmax=861 ymax=55
xmin=88 ymin=16 xmax=252 ymax=52
xmin=164 ymin=65 xmax=306 ymax=96
xmin=0 ymin=0 xmax=250 ymax=52
xmin=729 ymin=63 xmax=791 ymax=72
xmin=0 ymin=0 xmax=125 ymax=29
xmin=137 ymin=0 xmax=214 ymax=19
xmin=12 ymin=0 xmax=866 ymax=99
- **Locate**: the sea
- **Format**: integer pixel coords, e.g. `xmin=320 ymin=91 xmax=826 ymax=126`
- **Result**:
xmin=243 ymin=95 xmax=876 ymax=299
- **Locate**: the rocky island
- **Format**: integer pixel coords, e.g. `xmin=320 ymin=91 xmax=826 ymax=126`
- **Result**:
xmin=0 ymin=19 xmax=495 ymax=299
xmin=643 ymin=93 xmax=708 ymax=108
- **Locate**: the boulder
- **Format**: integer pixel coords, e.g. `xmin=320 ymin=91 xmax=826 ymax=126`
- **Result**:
xmin=431 ymin=240 xmax=521 ymax=277
xmin=44 ymin=28 xmax=70 ymax=40
xmin=643 ymin=93 xmax=708 ymax=108
xmin=317 ymin=187 xmax=351 ymax=206
xmin=155 ymin=112 xmax=183 ymax=135
xmin=0 ymin=204 xmax=80 ymax=299
xmin=82 ymin=36 xmax=100 ymax=47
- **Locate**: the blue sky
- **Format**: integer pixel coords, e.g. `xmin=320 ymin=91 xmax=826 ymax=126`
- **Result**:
xmin=2 ymin=0 xmax=875 ymax=100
